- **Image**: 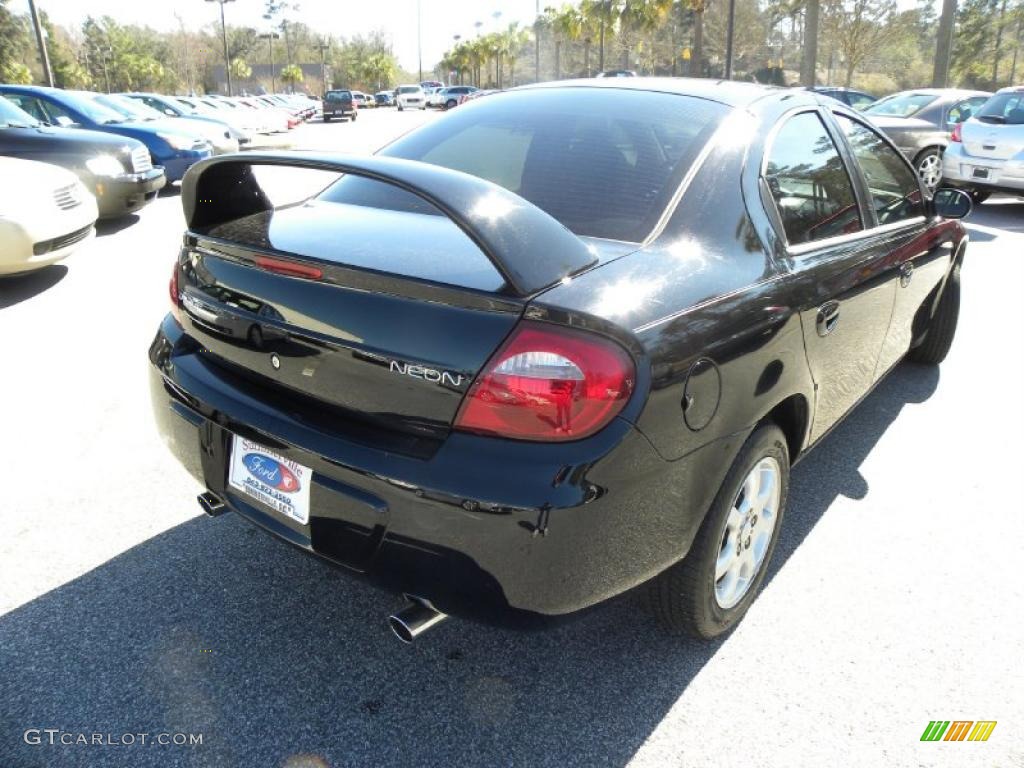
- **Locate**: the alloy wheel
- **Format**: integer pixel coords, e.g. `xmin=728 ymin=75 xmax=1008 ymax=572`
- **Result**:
xmin=714 ymin=457 xmax=781 ymax=609
xmin=917 ymin=152 xmax=942 ymax=191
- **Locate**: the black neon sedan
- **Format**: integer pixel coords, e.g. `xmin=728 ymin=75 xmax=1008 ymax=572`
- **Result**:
xmin=150 ymin=79 xmax=970 ymax=641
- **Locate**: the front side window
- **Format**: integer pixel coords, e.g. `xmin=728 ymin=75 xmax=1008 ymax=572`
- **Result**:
xmin=836 ymin=115 xmax=924 ymax=225
xmin=763 ymin=111 xmax=862 ymax=246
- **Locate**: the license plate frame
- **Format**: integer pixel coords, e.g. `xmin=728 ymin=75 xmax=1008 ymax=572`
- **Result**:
xmin=971 ymin=167 xmax=990 ymax=180
xmin=227 ymin=435 xmax=312 ymax=525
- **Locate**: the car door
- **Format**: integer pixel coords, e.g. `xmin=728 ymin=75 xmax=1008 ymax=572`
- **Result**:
xmin=831 ymin=112 xmax=946 ymax=376
xmin=762 ymin=109 xmax=897 ymax=442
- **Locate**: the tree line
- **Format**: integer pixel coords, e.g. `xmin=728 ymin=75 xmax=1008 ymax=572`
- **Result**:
xmin=437 ymin=0 xmax=1024 ymax=94
xmin=1 ymin=0 xmax=1022 ymax=96
xmin=0 ymin=0 xmax=409 ymax=95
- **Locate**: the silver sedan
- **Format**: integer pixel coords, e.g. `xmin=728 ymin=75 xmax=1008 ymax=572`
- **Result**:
xmin=863 ymin=88 xmax=991 ymax=192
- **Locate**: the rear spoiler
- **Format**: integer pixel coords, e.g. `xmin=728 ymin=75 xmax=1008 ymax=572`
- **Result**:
xmin=180 ymin=152 xmax=598 ymax=297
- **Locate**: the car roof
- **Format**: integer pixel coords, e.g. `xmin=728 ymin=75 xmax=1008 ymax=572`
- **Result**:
xmin=881 ymin=87 xmax=991 ymax=98
xmin=996 ymin=85 xmax=1024 ymax=93
xmin=517 ymin=77 xmax=812 ymax=109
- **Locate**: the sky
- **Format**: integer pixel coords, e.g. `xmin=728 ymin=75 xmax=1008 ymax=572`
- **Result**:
xmin=24 ymin=0 xmax=545 ymax=72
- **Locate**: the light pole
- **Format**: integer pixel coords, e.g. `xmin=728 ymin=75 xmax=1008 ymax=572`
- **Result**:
xmin=318 ymin=40 xmax=330 ymax=97
xmin=453 ymin=34 xmax=461 ymax=84
xmin=259 ymin=31 xmax=280 ymax=93
xmin=534 ymin=0 xmax=540 ymax=83
xmin=724 ymin=0 xmax=736 ymax=79
xmin=206 ymin=0 xmax=236 ymax=96
xmin=27 ymin=0 xmax=54 ymax=87
xmin=417 ymin=0 xmax=423 ymax=82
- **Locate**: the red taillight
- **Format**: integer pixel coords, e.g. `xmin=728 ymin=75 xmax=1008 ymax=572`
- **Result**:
xmin=951 ymin=122 xmax=962 ymax=142
xmin=169 ymin=261 xmax=182 ymax=324
xmin=454 ymin=323 xmax=635 ymax=442
xmin=254 ymin=255 xmax=323 ymax=280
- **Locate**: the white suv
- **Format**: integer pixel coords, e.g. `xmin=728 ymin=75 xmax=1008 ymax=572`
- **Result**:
xmin=942 ymin=86 xmax=1024 ymax=202
xmin=396 ymin=85 xmax=426 ymax=111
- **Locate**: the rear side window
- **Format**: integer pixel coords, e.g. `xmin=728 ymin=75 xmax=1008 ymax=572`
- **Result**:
xmin=764 ymin=112 xmax=862 ymax=246
xmin=976 ymin=92 xmax=1024 ymax=124
xmin=947 ymin=97 xmax=986 ymax=125
xmin=371 ymin=88 xmax=727 ymax=242
xmin=836 ymin=116 xmax=924 ymax=225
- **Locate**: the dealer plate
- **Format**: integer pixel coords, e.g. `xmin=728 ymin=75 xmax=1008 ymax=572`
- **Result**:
xmin=227 ymin=435 xmax=312 ymax=525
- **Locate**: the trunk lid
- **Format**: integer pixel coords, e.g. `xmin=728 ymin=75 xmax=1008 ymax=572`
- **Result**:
xmin=174 ymin=153 xmax=598 ymax=439
xmin=961 ymin=119 xmax=1024 ymax=161
xmin=179 ymin=208 xmax=522 ymax=437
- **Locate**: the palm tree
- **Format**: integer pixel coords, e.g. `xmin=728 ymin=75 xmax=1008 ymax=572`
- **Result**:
xmin=503 ymin=23 xmax=531 ymax=85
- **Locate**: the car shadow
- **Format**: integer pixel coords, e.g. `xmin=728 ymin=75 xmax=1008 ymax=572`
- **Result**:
xmin=965 ymin=197 xmax=1024 ymax=242
xmin=0 ymin=265 xmax=67 ymax=310
xmin=160 ymin=183 xmax=182 ymax=198
xmin=0 ymin=363 xmax=939 ymax=768
xmin=96 ymin=215 xmax=141 ymax=237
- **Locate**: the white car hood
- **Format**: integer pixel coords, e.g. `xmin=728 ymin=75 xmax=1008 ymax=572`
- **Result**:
xmin=0 ymin=157 xmax=86 ymax=215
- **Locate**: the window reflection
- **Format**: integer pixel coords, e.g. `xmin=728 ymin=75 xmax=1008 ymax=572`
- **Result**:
xmin=764 ymin=112 xmax=862 ymax=246
xmin=836 ymin=116 xmax=924 ymax=225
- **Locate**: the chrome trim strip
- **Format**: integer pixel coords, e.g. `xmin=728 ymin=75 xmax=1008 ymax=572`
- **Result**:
xmin=786 ymin=216 xmax=926 ymax=256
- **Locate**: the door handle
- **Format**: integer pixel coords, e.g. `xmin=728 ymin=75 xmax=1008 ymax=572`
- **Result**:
xmin=900 ymin=261 xmax=914 ymax=287
xmin=816 ymin=301 xmax=840 ymax=337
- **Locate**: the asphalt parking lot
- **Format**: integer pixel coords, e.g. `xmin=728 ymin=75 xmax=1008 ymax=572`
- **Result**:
xmin=1 ymin=108 xmax=1022 ymax=768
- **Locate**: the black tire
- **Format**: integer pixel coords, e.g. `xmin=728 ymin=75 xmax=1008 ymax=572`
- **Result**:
xmin=446 ymin=99 xmax=457 ymax=110
xmin=352 ymin=112 xmax=357 ymax=121
xmin=398 ymin=104 xmax=404 ymax=112
xmin=908 ymin=267 xmax=960 ymax=365
xmin=968 ymin=188 xmax=991 ymax=204
xmin=323 ymin=115 xmax=331 ymax=123
xmin=650 ymin=423 xmax=789 ymax=639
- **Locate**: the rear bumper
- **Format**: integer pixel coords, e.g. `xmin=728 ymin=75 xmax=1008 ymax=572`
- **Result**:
xmin=942 ymin=143 xmax=1024 ymax=192
xmin=148 ymin=316 xmax=718 ymax=626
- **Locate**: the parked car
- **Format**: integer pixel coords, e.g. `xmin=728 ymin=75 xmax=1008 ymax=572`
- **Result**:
xmin=177 ymin=95 xmax=268 ymax=137
xmin=153 ymin=80 xmax=971 ymax=642
xmin=0 ymin=156 xmax=98 ymax=276
xmin=352 ymin=91 xmax=373 ymax=110
xmin=396 ymin=84 xmax=426 ymax=110
xmin=420 ymin=80 xmax=445 ymax=90
xmin=0 ymin=95 xmax=165 ymax=217
xmin=232 ymin=96 xmax=295 ymax=132
xmin=863 ymin=88 xmax=991 ymax=192
xmin=596 ymin=69 xmax=637 ymax=77
xmin=96 ymin=94 xmax=239 ymax=155
xmin=429 ymin=86 xmax=479 ymax=110
xmin=942 ymin=85 xmax=1024 ymax=202
xmin=374 ymin=91 xmax=395 ymax=107
xmin=0 ymin=86 xmax=212 ymax=183
xmin=803 ymin=86 xmax=877 ymax=110
xmin=322 ymin=89 xmax=357 ymax=122
xmin=122 ymin=92 xmax=253 ymax=147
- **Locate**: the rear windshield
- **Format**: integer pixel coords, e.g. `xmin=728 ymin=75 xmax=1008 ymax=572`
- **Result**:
xmin=864 ymin=93 xmax=937 ymax=118
xmin=399 ymin=86 xmax=422 ymax=94
xmin=325 ymin=91 xmax=351 ymax=101
xmin=976 ymin=92 xmax=1024 ymax=124
xmin=321 ymin=87 xmax=728 ymax=242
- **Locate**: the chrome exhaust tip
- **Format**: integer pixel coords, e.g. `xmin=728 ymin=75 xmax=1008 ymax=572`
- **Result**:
xmin=388 ymin=596 xmax=447 ymax=643
xmin=198 ymin=491 xmax=227 ymax=517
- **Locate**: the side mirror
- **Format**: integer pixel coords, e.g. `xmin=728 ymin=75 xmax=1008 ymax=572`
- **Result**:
xmin=933 ymin=187 xmax=973 ymax=219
